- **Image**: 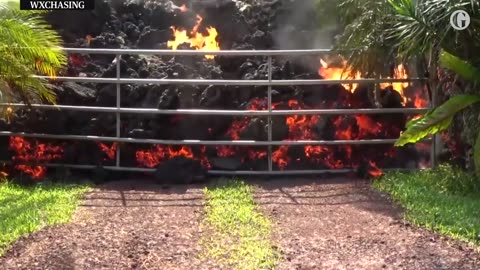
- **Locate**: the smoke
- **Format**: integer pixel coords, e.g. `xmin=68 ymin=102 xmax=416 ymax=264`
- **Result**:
xmin=105 ymin=0 xmax=134 ymax=11
xmin=106 ymin=0 xmax=148 ymax=11
xmin=272 ymin=0 xmax=340 ymax=50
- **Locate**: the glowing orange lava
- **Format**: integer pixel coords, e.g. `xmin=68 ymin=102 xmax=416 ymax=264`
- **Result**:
xmin=97 ymin=142 xmax=117 ymax=160
xmin=9 ymin=137 xmax=63 ymax=179
xmin=136 ymin=145 xmax=211 ymax=169
xmin=368 ymin=161 xmax=383 ymax=177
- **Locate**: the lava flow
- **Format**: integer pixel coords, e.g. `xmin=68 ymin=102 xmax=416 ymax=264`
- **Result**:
xmin=2 ymin=0 xmax=437 ymax=181
xmin=167 ymin=12 xmax=220 ymax=59
xmin=136 ymin=145 xmax=211 ymax=169
xmin=131 ymin=59 xmax=429 ymax=173
xmin=7 ymin=57 xmax=431 ymax=178
xmin=368 ymin=161 xmax=384 ymax=177
xmin=9 ymin=137 xmax=63 ymax=179
xmin=97 ymin=142 xmax=117 ymax=160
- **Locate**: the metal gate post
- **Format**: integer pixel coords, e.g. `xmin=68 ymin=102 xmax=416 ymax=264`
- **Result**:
xmin=115 ymin=54 xmax=122 ymax=167
xmin=430 ymin=84 xmax=438 ymax=168
xmin=267 ymin=56 xmax=273 ymax=173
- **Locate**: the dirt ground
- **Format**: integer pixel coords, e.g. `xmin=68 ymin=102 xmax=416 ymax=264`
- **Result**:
xmin=1 ymin=178 xmax=479 ymax=270
xmin=256 ymin=178 xmax=480 ymax=270
xmin=0 ymin=181 xmax=219 ymax=270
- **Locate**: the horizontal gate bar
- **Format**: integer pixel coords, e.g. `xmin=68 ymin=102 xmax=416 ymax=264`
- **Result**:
xmin=35 ymin=76 xmax=425 ymax=85
xmin=63 ymin=48 xmax=334 ymax=56
xmin=0 ymin=161 xmax=416 ymax=175
xmin=0 ymin=131 xmax=407 ymax=145
xmin=0 ymin=103 xmax=430 ymax=115
xmin=4 ymin=162 xmax=353 ymax=174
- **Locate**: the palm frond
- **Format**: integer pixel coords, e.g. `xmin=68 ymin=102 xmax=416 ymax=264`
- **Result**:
xmin=0 ymin=0 xmax=66 ymax=106
xmin=328 ymin=0 xmax=480 ymax=76
xmin=0 ymin=17 xmax=66 ymax=76
xmin=0 ymin=50 xmax=56 ymax=104
xmin=320 ymin=0 xmax=399 ymax=77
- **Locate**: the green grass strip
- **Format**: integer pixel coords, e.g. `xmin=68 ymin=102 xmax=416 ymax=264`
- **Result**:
xmin=0 ymin=181 xmax=90 ymax=255
xmin=373 ymin=164 xmax=480 ymax=244
xmin=200 ymin=179 xmax=279 ymax=270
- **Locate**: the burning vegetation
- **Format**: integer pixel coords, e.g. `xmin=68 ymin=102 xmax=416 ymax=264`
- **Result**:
xmin=167 ymin=11 xmax=220 ymax=59
xmin=1 ymin=0 xmax=432 ymax=181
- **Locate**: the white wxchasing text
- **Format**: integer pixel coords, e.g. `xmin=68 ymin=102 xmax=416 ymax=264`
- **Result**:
xmin=29 ymin=1 xmax=85 ymax=9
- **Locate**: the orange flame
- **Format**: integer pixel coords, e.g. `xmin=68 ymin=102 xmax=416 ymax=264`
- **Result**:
xmin=318 ymin=59 xmax=411 ymax=104
xmin=318 ymin=59 xmax=362 ymax=92
xmin=379 ymin=64 xmax=409 ymax=104
xmin=167 ymin=14 xmax=219 ymax=59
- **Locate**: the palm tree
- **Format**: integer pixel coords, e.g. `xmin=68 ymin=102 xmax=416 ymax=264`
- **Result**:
xmin=0 ymin=0 xmax=67 ymax=111
xmin=317 ymin=0 xmax=480 ymax=176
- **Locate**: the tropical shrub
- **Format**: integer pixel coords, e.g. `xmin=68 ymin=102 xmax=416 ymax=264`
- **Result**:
xmin=0 ymin=0 xmax=66 ymax=111
xmin=316 ymin=0 xmax=480 ymax=175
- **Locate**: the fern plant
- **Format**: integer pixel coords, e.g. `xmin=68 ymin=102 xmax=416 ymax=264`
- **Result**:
xmin=0 ymin=0 xmax=67 ymax=109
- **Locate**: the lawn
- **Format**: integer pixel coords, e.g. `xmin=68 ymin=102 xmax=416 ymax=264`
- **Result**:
xmin=200 ymin=179 xmax=279 ymax=270
xmin=0 ymin=180 xmax=90 ymax=255
xmin=374 ymin=164 xmax=480 ymax=244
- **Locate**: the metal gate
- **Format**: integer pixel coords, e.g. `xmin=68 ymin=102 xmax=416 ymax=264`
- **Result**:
xmin=0 ymin=48 xmax=432 ymax=175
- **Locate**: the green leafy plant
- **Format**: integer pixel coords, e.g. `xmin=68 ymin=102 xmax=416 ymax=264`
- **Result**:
xmin=396 ymin=51 xmax=480 ymax=177
xmin=0 ymin=0 xmax=67 ymax=107
xmin=395 ymin=95 xmax=480 ymax=146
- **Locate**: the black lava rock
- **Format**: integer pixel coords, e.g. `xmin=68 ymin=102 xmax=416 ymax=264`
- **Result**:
xmin=154 ymin=157 xmax=208 ymax=185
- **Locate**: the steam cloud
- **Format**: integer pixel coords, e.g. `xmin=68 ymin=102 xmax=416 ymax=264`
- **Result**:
xmin=272 ymin=0 xmax=339 ymax=50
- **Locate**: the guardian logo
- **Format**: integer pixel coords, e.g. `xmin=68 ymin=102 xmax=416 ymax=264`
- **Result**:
xmin=450 ymin=10 xmax=470 ymax=30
